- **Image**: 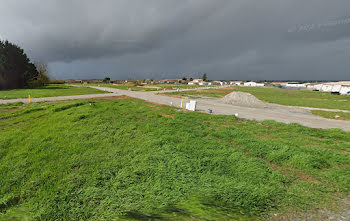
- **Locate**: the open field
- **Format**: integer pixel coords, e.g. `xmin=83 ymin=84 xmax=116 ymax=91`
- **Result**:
xmin=0 ymin=85 xmax=108 ymax=99
xmin=312 ymin=110 xmax=350 ymax=121
xmin=166 ymin=87 xmax=350 ymax=110
xmin=164 ymin=87 xmax=236 ymax=98
xmin=80 ymin=83 xmax=215 ymax=91
xmin=1 ymin=97 xmax=349 ymax=220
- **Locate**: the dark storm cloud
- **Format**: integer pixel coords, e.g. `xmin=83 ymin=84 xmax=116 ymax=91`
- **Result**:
xmin=1 ymin=0 xmax=350 ymax=80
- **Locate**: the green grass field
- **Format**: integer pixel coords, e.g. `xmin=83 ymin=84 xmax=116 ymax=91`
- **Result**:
xmin=311 ymin=110 xmax=350 ymax=121
xmin=1 ymin=97 xmax=349 ymax=220
xmin=0 ymin=85 xmax=108 ymax=99
xmin=165 ymin=87 xmax=235 ymax=98
xmin=166 ymin=87 xmax=350 ymax=110
xmin=83 ymin=83 xmax=214 ymax=91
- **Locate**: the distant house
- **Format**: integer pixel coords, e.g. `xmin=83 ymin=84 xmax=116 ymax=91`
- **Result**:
xmin=188 ymin=78 xmax=205 ymax=85
xmin=212 ymin=81 xmax=224 ymax=86
xmin=164 ymin=79 xmax=183 ymax=84
xmin=313 ymin=84 xmax=323 ymax=91
xmin=243 ymin=82 xmax=257 ymax=87
xmin=230 ymin=81 xmax=243 ymax=86
xmin=320 ymin=82 xmax=350 ymax=95
xmin=320 ymin=84 xmax=333 ymax=92
xmin=340 ymin=86 xmax=350 ymax=95
xmin=285 ymin=83 xmax=307 ymax=88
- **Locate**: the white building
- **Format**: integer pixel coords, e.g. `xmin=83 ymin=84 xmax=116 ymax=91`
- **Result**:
xmin=313 ymin=84 xmax=323 ymax=91
xmin=331 ymin=85 xmax=342 ymax=93
xmin=285 ymin=83 xmax=307 ymax=88
xmin=230 ymin=81 xmax=243 ymax=86
xmin=243 ymin=82 xmax=264 ymax=87
xmin=340 ymin=86 xmax=350 ymax=95
xmin=211 ymin=81 xmax=224 ymax=86
xmin=320 ymin=84 xmax=333 ymax=92
xmin=188 ymin=78 xmax=204 ymax=85
xmin=243 ymin=82 xmax=257 ymax=87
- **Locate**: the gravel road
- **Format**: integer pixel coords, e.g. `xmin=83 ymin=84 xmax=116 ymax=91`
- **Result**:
xmin=1 ymin=86 xmax=350 ymax=131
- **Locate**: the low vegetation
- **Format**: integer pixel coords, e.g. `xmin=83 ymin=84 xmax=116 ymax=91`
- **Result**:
xmin=83 ymin=83 xmax=214 ymax=92
xmin=165 ymin=87 xmax=235 ymax=98
xmin=311 ymin=110 xmax=350 ymax=121
xmin=167 ymin=86 xmax=350 ymax=110
xmin=1 ymin=98 xmax=349 ymax=220
xmin=0 ymin=85 xmax=108 ymax=99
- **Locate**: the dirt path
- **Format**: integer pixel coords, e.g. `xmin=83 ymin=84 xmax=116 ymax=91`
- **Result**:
xmin=1 ymin=86 xmax=350 ymax=131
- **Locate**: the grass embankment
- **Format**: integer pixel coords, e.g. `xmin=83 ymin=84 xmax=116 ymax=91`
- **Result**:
xmin=0 ymin=85 xmax=108 ymax=99
xmin=312 ymin=110 xmax=350 ymax=121
xmin=167 ymin=87 xmax=350 ymax=110
xmin=1 ymin=98 xmax=350 ymax=220
xmin=84 ymin=83 xmax=214 ymax=91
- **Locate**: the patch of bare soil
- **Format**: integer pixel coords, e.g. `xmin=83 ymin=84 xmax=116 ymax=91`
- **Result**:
xmin=159 ymin=94 xmax=185 ymax=99
xmin=161 ymin=114 xmax=174 ymax=119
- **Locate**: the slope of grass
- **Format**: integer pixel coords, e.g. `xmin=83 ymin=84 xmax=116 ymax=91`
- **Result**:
xmin=312 ymin=110 xmax=350 ymax=121
xmin=0 ymin=98 xmax=349 ymax=220
xmin=0 ymin=85 xmax=108 ymax=99
xmin=167 ymin=87 xmax=350 ymax=110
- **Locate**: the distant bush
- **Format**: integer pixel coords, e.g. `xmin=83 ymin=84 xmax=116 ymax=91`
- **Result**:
xmin=103 ymin=77 xmax=111 ymax=83
xmin=34 ymin=62 xmax=50 ymax=86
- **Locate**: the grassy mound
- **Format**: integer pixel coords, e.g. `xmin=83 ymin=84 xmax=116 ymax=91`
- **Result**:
xmin=0 ymin=98 xmax=349 ymax=220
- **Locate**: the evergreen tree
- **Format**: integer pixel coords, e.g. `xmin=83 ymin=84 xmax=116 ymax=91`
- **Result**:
xmin=202 ymin=73 xmax=207 ymax=81
xmin=0 ymin=40 xmax=38 ymax=90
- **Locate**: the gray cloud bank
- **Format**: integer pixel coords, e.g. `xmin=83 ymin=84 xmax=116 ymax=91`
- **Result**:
xmin=1 ymin=0 xmax=350 ymax=80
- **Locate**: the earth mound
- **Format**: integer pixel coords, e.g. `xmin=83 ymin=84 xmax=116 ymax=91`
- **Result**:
xmin=220 ymin=91 xmax=269 ymax=108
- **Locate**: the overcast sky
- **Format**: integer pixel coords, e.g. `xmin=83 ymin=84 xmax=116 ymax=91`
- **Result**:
xmin=1 ymin=0 xmax=350 ymax=80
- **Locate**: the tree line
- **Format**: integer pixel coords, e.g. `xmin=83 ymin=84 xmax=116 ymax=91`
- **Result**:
xmin=0 ymin=40 xmax=49 ymax=90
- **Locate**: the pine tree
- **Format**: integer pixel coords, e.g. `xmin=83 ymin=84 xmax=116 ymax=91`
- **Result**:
xmin=0 ymin=40 xmax=38 ymax=90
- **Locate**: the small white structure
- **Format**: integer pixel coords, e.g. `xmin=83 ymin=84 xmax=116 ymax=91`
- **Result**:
xmin=321 ymin=84 xmax=333 ymax=92
xmin=230 ymin=81 xmax=243 ymax=86
xmin=211 ymin=81 xmax=224 ymax=86
xmin=188 ymin=78 xmax=205 ymax=85
xmin=243 ymin=82 xmax=264 ymax=87
xmin=331 ymin=85 xmax=342 ymax=93
xmin=285 ymin=83 xmax=307 ymax=88
xmin=340 ymin=86 xmax=350 ymax=95
xmin=313 ymin=84 xmax=323 ymax=91
xmin=185 ymin=100 xmax=197 ymax=111
xmin=243 ymin=82 xmax=257 ymax=87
